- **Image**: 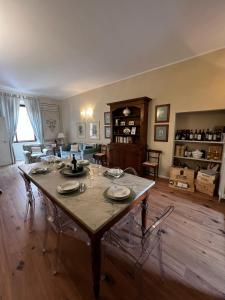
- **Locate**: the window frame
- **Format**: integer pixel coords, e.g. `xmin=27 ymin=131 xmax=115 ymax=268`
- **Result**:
xmin=14 ymin=104 xmax=37 ymax=143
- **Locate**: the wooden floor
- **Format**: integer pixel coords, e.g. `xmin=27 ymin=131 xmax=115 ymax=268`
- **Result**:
xmin=0 ymin=164 xmax=225 ymax=300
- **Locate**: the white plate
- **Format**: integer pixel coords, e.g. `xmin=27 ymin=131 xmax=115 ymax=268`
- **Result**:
xmin=107 ymin=168 xmax=123 ymax=176
xmin=106 ymin=185 xmax=131 ymax=200
xmin=77 ymin=160 xmax=90 ymax=166
xmin=57 ymin=181 xmax=80 ymax=194
xmin=31 ymin=167 xmax=49 ymax=174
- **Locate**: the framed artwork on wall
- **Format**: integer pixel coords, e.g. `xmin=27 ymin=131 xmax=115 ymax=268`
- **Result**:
xmin=104 ymin=126 xmax=111 ymax=139
xmin=76 ymin=122 xmax=86 ymax=139
xmin=88 ymin=121 xmax=100 ymax=139
xmin=155 ymin=104 xmax=170 ymax=123
xmin=154 ymin=125 xmax=169 ymax=142
xmin=104 ymin=112 xmax=110 ymax=125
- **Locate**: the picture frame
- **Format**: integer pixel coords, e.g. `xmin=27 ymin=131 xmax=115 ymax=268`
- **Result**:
xmin=128 ymin=120 xmax=135 ymax=126
xmin=155 ymin=104 xmax=170 ymax=123
xmin=120 ymin=121 xmax=125 ymax=126
xmin=76 ymin=122 xmax=86 ymax=139
xmin=104 ymin=126 xmax=111 ymax=139
xmin=104 ymin=112 xmax=110 ymax=125
xmin=88 ymin=121 xmax=100 ymax=139
xmin=131 ymin=127 xmax=136 ymax=135
xmin=154 ymin=125 xmax=169 ymax=142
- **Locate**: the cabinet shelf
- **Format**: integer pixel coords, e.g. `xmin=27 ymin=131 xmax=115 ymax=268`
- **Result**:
xmin=113 ymin=134 xmax=139 ymax=136
xmin=112 ymin=115 xmax=140 ymax=119
xmin=173 ymin=155 xmax=222 ymax=164
xmin=174 ymin=140 xmax=225 ymax=144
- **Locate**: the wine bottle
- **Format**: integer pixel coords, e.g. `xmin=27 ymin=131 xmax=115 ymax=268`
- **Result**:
xmin=217 ymin=129 xmax=222 ymax=141
xmin=71 ymin=154 xmax=77 ymax=172
xmin=208 ymin=130 xmax=213 ymax=141
xmin=201 ymin=129 xmax=206 ymax=141
xmin=197 ymin=129 xmax=202 ymax=141
xmin=213 ymin=130 xmax=217 ymax=141
xmin=206 ymin=129 xmax=209 ymax=141
xmin=189 ymin=130 xmax=194 ymax=140
xmin=194 ymin=129 xmax=198 ymax=140
xmin=175 ymin=130 xmax=180 ymax=140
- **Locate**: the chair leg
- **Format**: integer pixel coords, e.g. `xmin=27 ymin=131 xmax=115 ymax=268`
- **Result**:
xmin=158 ymin=239 xmax=165 ymax=280
xmin=53 ymin=230 xmax=63 ymax=275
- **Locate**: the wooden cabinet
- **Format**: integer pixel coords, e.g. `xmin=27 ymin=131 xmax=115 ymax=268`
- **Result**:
xmin=107 ymin=97 xmax=151 ymax=175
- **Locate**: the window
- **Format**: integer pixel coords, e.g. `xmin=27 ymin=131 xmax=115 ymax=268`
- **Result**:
xmin=14 ymin=105 xmax=36 ymax=142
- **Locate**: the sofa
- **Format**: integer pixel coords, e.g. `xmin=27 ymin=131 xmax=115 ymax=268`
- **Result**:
xmin=23 ymin=144 xmax=53 ymax=164
xmin=60 ymin=143 xmax=101 ymax=160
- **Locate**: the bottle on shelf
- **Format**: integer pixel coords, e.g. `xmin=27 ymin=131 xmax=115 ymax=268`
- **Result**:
xmin=205 ymin=129 xmax=209 ymax=141
xmin=206 ymin=147 xmax=211 ymax=160
xmin=184 ymin=146 xmax=188 ymax=157
xmin=189 ymin=130 xmax=194 ymax=140
xmin=181 ymin=130 xmax=186 ymax=140
xmin=175 ymin=130 xmax=180 ymax=140
xmin=208 ymin=129 xmax=213 ymax=141
xmin=213 ymin=130 xmax=217 ymax=141
xmin=197 ymin=129 xmax=202 ymax=141
xmin=194 ymin=129 xmax=198 ymax=140
xmin=217 ymin=129 xmax=222 ymax=141
xmin=186 ymin=129 xmax=190 ymax=140
xmin=201 ymin=129 xmax=206 ymax=141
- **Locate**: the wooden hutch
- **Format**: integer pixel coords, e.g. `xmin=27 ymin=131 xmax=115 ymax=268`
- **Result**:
xmin=107 ymin=97 xmax=151 ymax=174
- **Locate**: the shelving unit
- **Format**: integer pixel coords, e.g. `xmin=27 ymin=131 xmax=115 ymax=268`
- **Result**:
xmin=173 ymin=155 xmax=222 ymax=164
xmin=107 ymin=97 xmax=151 ymax=174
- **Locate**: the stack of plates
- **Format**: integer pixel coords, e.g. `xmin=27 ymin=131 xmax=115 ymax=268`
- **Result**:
xmin=105 ymin=185 xmax=131 ymax=201
xmin=31 ymin=167 xmax=49 ymax=174
xmin=77 ymin=159 xmax=90 ymax=166
xmin=57 ymin=181 xmax=80 ymax=194
xmin=106 ymin=168 xmax=124 ymax=178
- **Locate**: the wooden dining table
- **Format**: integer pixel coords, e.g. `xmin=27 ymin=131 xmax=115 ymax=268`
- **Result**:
xmin=18 ymin=162 xmax=155 ymax=299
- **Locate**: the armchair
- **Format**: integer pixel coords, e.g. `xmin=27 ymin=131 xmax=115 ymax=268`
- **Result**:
xmin=23 ymin=144 xmax=53 ymax=164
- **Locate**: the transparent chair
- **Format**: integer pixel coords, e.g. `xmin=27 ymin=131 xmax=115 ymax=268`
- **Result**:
xmin=103 ymin=205 xmax=174 ymax=291
xmin=20 ymin=171 xmax=35 ymax=232
xmin=124 ymin=167 xmax=138 ymax=176
xmin=42 ymin=194 xmax=89 ymax=274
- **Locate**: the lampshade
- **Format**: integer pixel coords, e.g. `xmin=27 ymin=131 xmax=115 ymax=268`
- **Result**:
xmin=57 ymin=132 xmax=65 ymax=139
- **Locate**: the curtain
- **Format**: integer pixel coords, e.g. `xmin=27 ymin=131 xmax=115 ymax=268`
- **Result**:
xmin=0 ymin=94 xmax=20 ymax=163
xmin=24 ymin=98 xmax=44 ymax=143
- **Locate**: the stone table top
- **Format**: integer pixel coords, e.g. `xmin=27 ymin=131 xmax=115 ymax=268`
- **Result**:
xmin=18 ymin=163 xmax=155 ymax=234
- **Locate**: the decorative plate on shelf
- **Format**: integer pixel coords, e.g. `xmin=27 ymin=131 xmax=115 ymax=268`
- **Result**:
xmin=123 ymin=127 xmax=131 ymax=135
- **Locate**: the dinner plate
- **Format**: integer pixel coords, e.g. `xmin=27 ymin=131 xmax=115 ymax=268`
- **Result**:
xmin=105 ymin=185 xmax=131 ymax=201
xmin=77 ymin=159 xmax=90 ymax=166
xmin=57 ymin=181 xmax=80 ymax=194
xmin=31 ymin=167 xmax=49 ymax=174
xmin=106 ymin=168 xmax=124 ymax=177
xmin=60 ymin=167 xmax=87 ymax=177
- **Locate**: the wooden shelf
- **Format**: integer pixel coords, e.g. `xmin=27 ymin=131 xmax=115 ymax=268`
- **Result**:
xmin=113 ymin=134 xmax=139 ymax=136
xmin=114 ymin=125 xmax=140 ymax=127
xmin=174 ymin=155 xmax=222 ymax=164
xmin=112 ymin=115 xmax=140 ymax=119
xmin=174 ymin=140 xmax=225 ymax=144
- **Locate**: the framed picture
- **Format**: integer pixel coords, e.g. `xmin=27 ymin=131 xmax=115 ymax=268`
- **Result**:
xmin=128 ymin=120 xmax=135 ymax=125
xmin=131 ymin=127 xmax=136 ymax=135
xmin=88 ymin=121 xmax=100 ymax=139
xmin=104 ymin=112 xmax=110 ymax=125
xmin=104 ymin=126 xmax=111 ymax=139
xmin=155 ymin=104 xmax=170 ymax=123
xmin=154 ymin=125 xmax=169 ymax=142
xmin=120 ymin=121 xmax=125 ymax=126
xmin=76 ymin=122 xmax=86 ymax=139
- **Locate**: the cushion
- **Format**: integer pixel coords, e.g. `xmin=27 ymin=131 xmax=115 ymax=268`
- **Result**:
xmin=142 ymin=161 xmax=158 ymax=167
xmin=71 ymin=144 xmax=79 ymax=152
xmin=31 ymin=146 xmax=42 ymax=153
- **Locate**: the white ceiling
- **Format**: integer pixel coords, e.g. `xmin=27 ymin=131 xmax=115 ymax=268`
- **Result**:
xmin=1 ymin=0 xmax=225 ymax=99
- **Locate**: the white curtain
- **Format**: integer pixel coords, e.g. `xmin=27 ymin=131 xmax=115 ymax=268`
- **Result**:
xmin=0 ymin=94 xmax=20 ymax=163
xmin=24 ymin=98 xmax=44 ymax=143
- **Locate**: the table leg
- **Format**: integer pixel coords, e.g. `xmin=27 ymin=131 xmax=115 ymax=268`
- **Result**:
xmin=91 ymin=237 xmax=101 ymax=299
xmin=141 ymin=197 xmax=148 ymax=235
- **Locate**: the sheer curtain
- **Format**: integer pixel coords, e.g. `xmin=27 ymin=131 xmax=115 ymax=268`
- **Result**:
xmin=24 ymin=98 xmax=44 ymax=143
xmin=0 ymin=93 xmax=20 ymax=163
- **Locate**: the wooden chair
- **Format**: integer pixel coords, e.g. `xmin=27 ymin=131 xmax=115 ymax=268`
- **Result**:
xmin=93 ymin=144 xmax=107 ymax=165
xmin=142 ymin=149 xmax=162 ymax=179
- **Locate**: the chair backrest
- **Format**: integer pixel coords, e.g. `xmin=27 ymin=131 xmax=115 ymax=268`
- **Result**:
xmin=146 ymin=149 xmax=162 ymax=164
xmin=101 ymin=144 xmax=107 ymax=154
xmin=124 ymin=167 xmax=138 ymax=176
xmin=145 ymin=205 xmax=174 ymax=238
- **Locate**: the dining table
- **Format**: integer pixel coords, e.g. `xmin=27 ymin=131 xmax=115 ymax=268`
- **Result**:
xmin=18 ymin=162 xmax=155 ymax=299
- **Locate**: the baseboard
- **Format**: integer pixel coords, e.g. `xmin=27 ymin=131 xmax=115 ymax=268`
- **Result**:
xmin=158 ymin=174 xmax=169 ymax=180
